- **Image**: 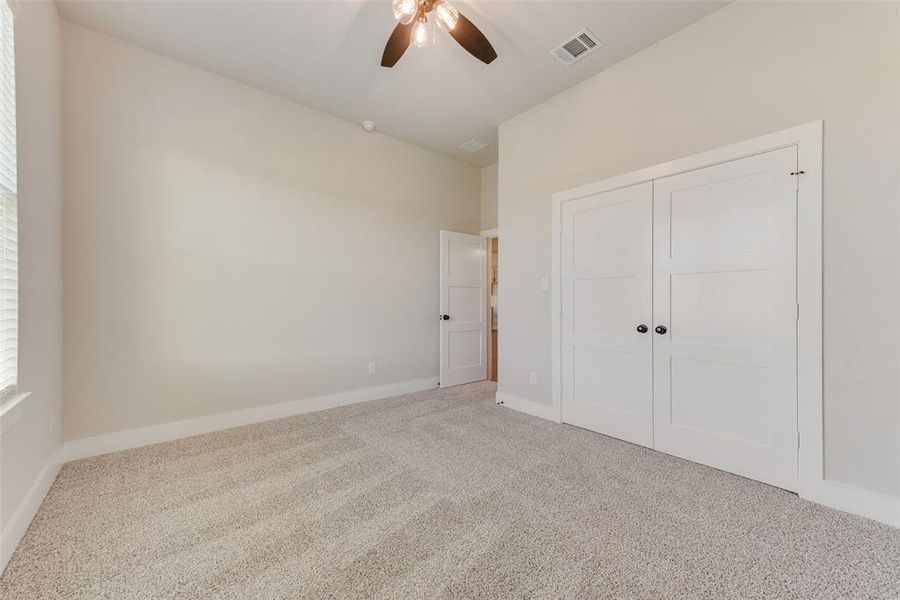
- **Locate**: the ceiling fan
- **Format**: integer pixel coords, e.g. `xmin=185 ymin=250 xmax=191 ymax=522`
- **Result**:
xmin=381 ymin=0 xmax=497 ymax=67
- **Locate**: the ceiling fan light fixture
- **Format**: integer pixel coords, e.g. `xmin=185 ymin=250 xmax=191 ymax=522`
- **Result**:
xmin=411 ymin=14 xmax=431 ymax=48
xmin=433 ymin=0 xmax=458 ymax=31
xmin=392 ymin=0 xmax=418 ymax=25
xmin=380 ymin=0 xmax=497 ymax=67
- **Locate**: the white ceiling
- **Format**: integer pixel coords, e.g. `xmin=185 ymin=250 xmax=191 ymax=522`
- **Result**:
xmin=56 ymin=1 xmax=725 ymax=167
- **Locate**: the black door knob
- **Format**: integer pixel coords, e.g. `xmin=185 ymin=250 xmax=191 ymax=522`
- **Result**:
xmin=655 ymin=325 xmax=667 ymax=335
xmin=636 ymin=324 xmax=648 ymax=333
xmin=440 ymin=314 xmax=450 ymax=321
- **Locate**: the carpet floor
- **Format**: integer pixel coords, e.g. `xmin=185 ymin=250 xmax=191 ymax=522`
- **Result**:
xmin=2 ymin=381 xmax=899 ymax=599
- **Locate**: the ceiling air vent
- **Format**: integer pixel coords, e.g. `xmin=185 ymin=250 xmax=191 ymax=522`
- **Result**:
xmin=551 ymin=28 xmax=602 ymax=66
xmin=458 ymin=138 xmax=487 ymax=153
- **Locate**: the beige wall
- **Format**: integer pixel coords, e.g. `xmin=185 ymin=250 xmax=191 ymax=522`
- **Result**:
xmin=1 ymin=1 xmax=63 ymax=532
xmin=62 ymin=23 xmax=480 ymax=441
xmin=480 ymin=163 xmax=498 ymax=231
xmin=498 ymin=1 xmax=900 ymax=498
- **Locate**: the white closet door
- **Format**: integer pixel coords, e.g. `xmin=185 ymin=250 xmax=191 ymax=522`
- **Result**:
xmin=652 ymin=147 xmax=799 ymax=491
xmin=561 ymin=183 xmax=653 ymax=447
xmin=440 ymin=230 xmax=488 ymax=387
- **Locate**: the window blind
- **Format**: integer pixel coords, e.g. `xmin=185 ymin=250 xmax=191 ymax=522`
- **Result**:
xmin=0 ymin=0 xmax=16 ymax=401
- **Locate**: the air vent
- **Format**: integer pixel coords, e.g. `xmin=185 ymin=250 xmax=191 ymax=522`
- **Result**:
xmin=551 ymin=28 xmax=602 ymax=66
xmin=458 ymin=138 xmax=487 ymax=153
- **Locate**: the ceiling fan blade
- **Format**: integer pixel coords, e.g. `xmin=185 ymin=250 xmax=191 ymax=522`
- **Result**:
xmin=381 ymin=21 xmax=414 ymax=68
xmin=448 ymin=13 xmax=497 ymax=65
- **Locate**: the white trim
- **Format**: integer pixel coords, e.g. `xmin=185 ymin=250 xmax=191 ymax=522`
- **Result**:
xmin=0 ymin=390 xmax=31 ymax=433
xmin=63 ymin=377 xmax=439 ymax=462
xmin=481 ymin=228 xmax=500 ymax=386
xmin=547 ymin=122 xmax=900 ymax=526
xmin=0 ymin=448 xmax=61 ymax=574
xmin=496 ymin=391 xmax=559 ymax=423
xmin=805 ymin=480 xmax=900 ymax=528
xmin=483 ymin=231 xmax=498 ymax=383
xmin=554 ymin=123 xmax=819 ymax=204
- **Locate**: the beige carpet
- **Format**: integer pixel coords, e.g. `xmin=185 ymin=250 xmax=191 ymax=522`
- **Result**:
xmin=2 ymin=381 xmax=899 ymax=599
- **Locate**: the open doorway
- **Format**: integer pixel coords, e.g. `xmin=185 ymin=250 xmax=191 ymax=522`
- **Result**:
xmin=489 ymin=237 xmax=498 ymax=381
xmin=438 ymin=229 xmax=497 ymax=388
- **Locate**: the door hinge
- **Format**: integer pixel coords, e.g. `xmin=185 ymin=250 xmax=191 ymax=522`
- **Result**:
xmin=797 ymin=431 xmax=801 ymax=449
xmin=795 ymin=303 xmax=800 ymax=321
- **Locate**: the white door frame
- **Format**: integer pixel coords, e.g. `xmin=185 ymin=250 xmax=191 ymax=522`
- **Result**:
xmin=480 ymin=228 xmax=499 ymax=383
xmin=551 ymin=122 xmax=824 ymax=502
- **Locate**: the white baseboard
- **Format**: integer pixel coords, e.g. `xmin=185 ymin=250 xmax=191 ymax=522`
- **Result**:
xmin=802 ymin=480 xmax=900 ymax=529
xmin=1 ymin=448 xmax=62 ymax=574
xmin=63 ymin=377 xmax=439 ymax=462
xmin=495 ymin=390 xmax=559 ymax=423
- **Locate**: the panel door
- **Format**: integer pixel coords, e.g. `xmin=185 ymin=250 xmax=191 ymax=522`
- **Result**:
xmin=561 ymin=183 xmax=653 ymax=447
xmin=440 ymin=230 xmax=488 ymax=387
xmin=652 ymin=147 xmax=799 ymax=491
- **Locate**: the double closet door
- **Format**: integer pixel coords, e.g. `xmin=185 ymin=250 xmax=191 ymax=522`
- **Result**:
xmin=560 ymin=147 xmax=799 ymax=491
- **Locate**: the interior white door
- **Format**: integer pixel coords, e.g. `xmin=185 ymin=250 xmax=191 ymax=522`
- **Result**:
xmin=652 ymin=147 xmax=799 ymax=491
xmin=561 ymin=183 xmax=653 ymax=447
xmin=440 ymin=230 xmax=488 ymax=387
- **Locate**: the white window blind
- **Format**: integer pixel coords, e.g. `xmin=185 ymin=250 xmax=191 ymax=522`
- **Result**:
xmin=0 ymin=0 xmax=16 ymax=401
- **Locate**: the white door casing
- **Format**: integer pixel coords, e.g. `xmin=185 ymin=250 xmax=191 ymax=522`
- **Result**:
xmin=560 ymin=183 xmax=653 ymax=447
xmin=440 ymin=230 xmax=488 ymax=387
xmin=652 ymin=146 xmax=799 ymax=491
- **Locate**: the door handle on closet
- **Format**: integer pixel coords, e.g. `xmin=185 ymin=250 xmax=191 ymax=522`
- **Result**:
xmin=636 ymin=324 xmax=648 ymax=333
xmin=440 ymin=314 xmax=450 ymax=321
xmin=655 ymin=325 xmax=667 ymax=335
